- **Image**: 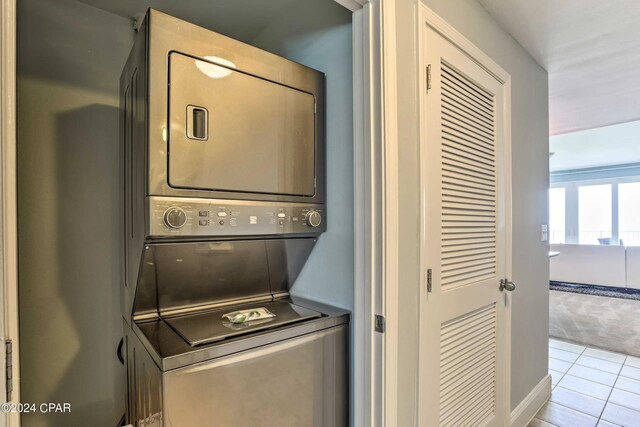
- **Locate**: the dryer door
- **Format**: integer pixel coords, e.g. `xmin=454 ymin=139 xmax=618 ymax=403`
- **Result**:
xmin=168 ymin=52 xmax=316 ymax=197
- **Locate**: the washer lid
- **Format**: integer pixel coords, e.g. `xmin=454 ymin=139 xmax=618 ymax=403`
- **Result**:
xmin=164 ymin=300 xmax=322 ymax=347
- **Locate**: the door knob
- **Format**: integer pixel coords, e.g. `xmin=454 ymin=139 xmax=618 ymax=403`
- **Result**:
xmin=499 ymin=279 xmax=516 ymax=292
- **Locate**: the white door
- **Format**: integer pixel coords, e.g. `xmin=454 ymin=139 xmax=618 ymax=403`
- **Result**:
xmin=419 ymin=13 xmax=512 ymax=427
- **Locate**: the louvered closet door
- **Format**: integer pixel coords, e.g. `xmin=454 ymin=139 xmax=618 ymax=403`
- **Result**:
xmin=420 ymin=23 xmax=509 ymax=427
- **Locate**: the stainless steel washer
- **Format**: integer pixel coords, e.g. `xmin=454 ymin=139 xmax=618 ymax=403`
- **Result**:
xmin=120 ymin=9 xmax=348 ymax=427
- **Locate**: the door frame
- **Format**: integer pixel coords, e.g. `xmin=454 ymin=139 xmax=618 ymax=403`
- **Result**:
xmin=352 ymin=0 xmax=399 ymax=426
xmin=340 ymin=0 xmax=400 ymax=425
xmin=417 ymin=5 xmax=513 ymax=426
xmin=0 ymin=0 xmax=20 ymax=425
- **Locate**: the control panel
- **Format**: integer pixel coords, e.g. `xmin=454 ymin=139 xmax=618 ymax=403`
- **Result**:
xmin=148 ymin=196 xmax=326 ymax=237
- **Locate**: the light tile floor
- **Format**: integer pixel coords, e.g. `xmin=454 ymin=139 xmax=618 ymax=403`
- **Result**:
xmin=529 ymin=339 xmax=640 ymax=427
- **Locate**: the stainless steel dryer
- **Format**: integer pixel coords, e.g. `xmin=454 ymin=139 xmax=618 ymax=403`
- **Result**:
xmin=120 ymin=9 xmax=348 ymax=426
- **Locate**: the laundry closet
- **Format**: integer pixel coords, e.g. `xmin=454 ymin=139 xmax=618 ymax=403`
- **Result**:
xmin=16 ymin=0 xmax=355 ymax=425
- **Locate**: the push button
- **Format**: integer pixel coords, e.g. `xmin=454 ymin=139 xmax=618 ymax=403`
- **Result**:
xmin=199 ymin=220 xmax=208 ymax=226
xmin=277 ymin=213 xmax=286 ymax=218
xmin=199 ymin=211 xmax=209 ymax=217
xmin=217 ymin=212 xmax=227 ymax=217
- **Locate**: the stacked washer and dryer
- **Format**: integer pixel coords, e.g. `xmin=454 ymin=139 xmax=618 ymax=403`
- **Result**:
xmin=121 ymin=9 xmax=348 ymax=426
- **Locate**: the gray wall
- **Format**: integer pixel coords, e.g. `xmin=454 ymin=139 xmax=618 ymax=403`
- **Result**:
xmin=393 ymin=0 xmax=550 ymax=423
xmin=17 ymin=0 xmax=133 ymax=425
xmin=252 ymin=0 xmax=355 ymax=311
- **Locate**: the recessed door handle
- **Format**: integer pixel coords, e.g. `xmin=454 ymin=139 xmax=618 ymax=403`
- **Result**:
xmin=499 ymin=279 xmax=516 ymax=292
xmin=186 ymin=105 xmax=208 ymax=140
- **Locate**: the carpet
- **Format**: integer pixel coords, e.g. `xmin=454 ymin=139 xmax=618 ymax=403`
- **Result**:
xmin=550 ymin=289 xmax=640 ymax=357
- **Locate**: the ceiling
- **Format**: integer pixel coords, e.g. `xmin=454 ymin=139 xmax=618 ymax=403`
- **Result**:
xmin=478 ymin=0 xmax=640 ymax=135
xmin=76 ymin=0 xmax=300 ymax=42
xmin=550 ymin=120 xmax=640 ymax=172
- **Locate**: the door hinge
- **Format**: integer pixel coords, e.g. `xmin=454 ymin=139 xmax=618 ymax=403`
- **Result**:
xmin=5 ymin=339 xmax=12 ymax=401
xmin=426 ymin=268 xmax=432 ymax=293
xmin=374 ymin=315 xmax=386 ymax=333
xmin=426 ymin=64 xmax=432 ymax=93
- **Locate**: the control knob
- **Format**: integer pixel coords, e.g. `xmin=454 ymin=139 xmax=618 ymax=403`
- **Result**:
xmin=163 ymin=207 xmax=187 ymax=229
xmin=305 ymin=210 xmax=322 ymax=228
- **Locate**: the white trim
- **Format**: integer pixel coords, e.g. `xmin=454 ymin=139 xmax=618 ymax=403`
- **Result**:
xmin=417 ymin=10 xmax=428 ymax=426
xmin=352 ymin=0 xmax=399 ymax=424
xmin=334 ymin=0 xmax=365 ymax=13
xmin=352 ymin=7 xmax=365 ymax=424
xmin=510 ymin=375 xmax=551 ymax=427
xmin=353 ymin=1 xmax=387 ymax=425
xmin=417 ymin=5 xmax=513 ymax=426
xmin=353 ymin=0 xmax=398 ymax=424
xmin=352 ymin=5 xmax=374 ymax=426
xmin=378 ymin=0 xmax=399 ymax=425
xmin=0 ymin=0 xmax=20 ymax=425
xmin=503 ymin=74 xmax=514 ymax=427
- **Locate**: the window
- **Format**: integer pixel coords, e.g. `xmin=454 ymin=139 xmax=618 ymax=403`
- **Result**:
xmin=549 ymin=188 xmax=566 ymax=243
xmin=619 ymin=182 xmax=640 ymax=246
xmin=578 ymin=184 xmax=612 ymax=245
xmin=550 ymin=178 xmax=640 ymax=246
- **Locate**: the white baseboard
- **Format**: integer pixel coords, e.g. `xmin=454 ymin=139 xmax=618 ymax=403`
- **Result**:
xmin=510 ymin=374 xmax=552 ymax=427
